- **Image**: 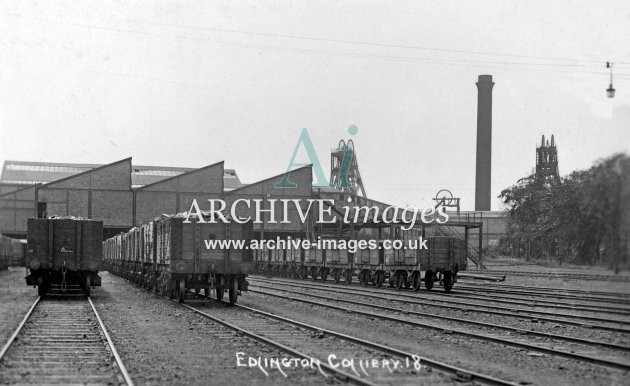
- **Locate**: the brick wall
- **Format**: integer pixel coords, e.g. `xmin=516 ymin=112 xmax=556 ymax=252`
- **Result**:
xmin=134 ymin=162 xmax=224 ymax=226
xmin=0 ymin=186 xmax=36 ymax=233
xmin=225 ymin=166 xmax=313 ymax=233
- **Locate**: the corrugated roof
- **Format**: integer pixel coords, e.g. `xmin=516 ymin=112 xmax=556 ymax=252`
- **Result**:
xmin=0 ymin=160 xmax=242 ymax=191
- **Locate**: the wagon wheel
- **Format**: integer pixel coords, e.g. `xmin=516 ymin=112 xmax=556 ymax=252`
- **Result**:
xmin=360 ymin=270 xmax=369 ymax=286
xmin=443 ymin=271 xmax=454 ymax=293
xmin=178 ymin=280 xmax=186 ymax=303
xmin=332 ymin=269 xmax=341 ymax=284
xmin=229 ymin=278 xmax=239 ymax=304
xmin=301 ymin=266 xmax=309 ymax=279
xmin=320 ymin=268 xmax=328 ymax=282
xmin=158 ymin=275 xmax=167 ymax=295
xmin=85 ymin=275 xmax=91 ymax=297
xmin=155 ymin=275 xmax=162 ymax=294
xmin=374 ymin=271 xmax=384 ymax=288
xmin=345 ymin=269 xmax=353 ymax=284
xmin=153 ymin=274 xmax=160 ymax=293
xmin=404 ymin=274 xmax=412 ymax=289
xmin=216 ymin=285 xmax=224 ymax=301
xmin=171 ymin=280 xmax=178 ymax=298
xmin=394 ymin=272 xmax=404 ymax=290
xmin=411 ymin=272 xmax=421 ymax=292
xmin=37 ymin=276 xmax=46 ymax=297
xmin=424 ymin=271 xmax=434 ymax=291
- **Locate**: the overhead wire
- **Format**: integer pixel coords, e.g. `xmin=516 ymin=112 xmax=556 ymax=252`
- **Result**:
xmin=2 ymin=12 xmax=629 ymax=81
xmin=87 ymin=14 xmax=630 ymax=67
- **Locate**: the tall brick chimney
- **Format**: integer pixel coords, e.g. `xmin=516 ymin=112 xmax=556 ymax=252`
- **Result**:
xmin=475 ymin=75 xmax=494 ymax=211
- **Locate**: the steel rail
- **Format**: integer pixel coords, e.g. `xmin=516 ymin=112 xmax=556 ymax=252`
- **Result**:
xmin=179 ymin=302 xmax=378 ymax=386
xmin=450 ymin=291 xmax=630 ymax=314
xmin=250 ymin=277 xmax=630 ymax=333
xmin=227 ymin=302 xmax=520 ymax=386
xmin=252 ymin=276 xmax=630 ymax=326
xmin=248 ymin=287 xmax=630 ymax=371
xmin=117 ymin=272 xmax=520 ymax=386
xmin=482 ymin=270 xmax=630 ymax=282
xmin=254 ymin=275 xmax=630 ymax=316
xmin=454 ymin=285 xmax=630 ymax=307
xmin=89 ymin=297 xmax=135 ymax=386
xmin=0 ymin=296 xmax=133 ymax=386
xmin=250 ymin=282 xmax=630 ymax=352
xmin=0 ymin=296 xmax=40 ymax=361
xmin=457 ymin=281 xmax=630 ymax=298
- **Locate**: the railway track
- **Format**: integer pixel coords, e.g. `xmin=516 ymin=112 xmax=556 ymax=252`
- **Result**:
xmin=441 ymin=288 xmax=630 ymax=315
xmin=181 ymin=299 xmax=519 ymax=385
xmin=454 ymin=283 xmax=630 ymax=308
xmin=253 ymin=276 xmax=630 ymax=325
xmin=251 ymin=277 xmax=630 ymax=333
xmin=246 ymin=279 xmax=630 ymax=372
xmin=457 ymin=281 xmax=630 ymax=299
xmin=252 ymin=272 xmax=630 ymax=310
xmin=0 ymin=297 xmax=133 ymax=386
xmin=483 ymin=270 xmax=630 ymax=282
xmin=250 ymin=279 xmax=630 ymax=352
xmin=107 ymin=271 xmax=523 ymax=386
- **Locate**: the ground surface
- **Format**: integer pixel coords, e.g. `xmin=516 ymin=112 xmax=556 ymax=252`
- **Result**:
xmin=0 ymin=268 xmax=37 ymax=344
xmin=0 ymin=264 xmax=628 ymax=386
xmin=91 ymin=273 xmax=327 ymax=386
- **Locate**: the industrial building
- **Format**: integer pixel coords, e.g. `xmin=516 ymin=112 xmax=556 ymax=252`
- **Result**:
xmin=1 ymin=75 xmax=514 ymax=264
xmin=0 ymin=159 xmax=242 ymax=239
xmin=0 ymin=156 xmax=506 ymax=273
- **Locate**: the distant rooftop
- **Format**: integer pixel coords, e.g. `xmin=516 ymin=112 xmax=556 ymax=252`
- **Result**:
xmin=0 ymin=160 xmax=242 ymax=192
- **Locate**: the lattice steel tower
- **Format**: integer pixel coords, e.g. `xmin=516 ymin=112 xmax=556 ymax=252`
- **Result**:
xmin=329 ymin=139 xmax=367 ymax=197
xmin=536 ymin=135 xmax=559 ymax=180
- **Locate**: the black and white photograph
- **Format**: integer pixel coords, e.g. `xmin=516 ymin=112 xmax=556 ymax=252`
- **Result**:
xmin=0 ymin=1 xmax=628 ymax=385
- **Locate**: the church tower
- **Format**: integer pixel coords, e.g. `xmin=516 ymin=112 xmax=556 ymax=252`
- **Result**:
xmin=536 ymin=135 xmax=559 ymax=180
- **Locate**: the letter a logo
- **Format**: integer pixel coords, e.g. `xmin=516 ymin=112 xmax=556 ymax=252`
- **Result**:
xmin=275 ymin=128 xmax=329 ymax=188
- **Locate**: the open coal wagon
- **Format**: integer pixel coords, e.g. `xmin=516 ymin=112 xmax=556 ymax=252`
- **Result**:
xmin=25 ymin=217 xmax=103 ymax=296
xmin=105 ymin=213 xmax=254 ymax=304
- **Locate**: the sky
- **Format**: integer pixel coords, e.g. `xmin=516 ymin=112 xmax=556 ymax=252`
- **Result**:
xmin=0 ymin=1 xmax=629 ymax=210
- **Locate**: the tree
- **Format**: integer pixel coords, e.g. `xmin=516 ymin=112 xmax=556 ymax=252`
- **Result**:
xmin=499 ymin=153 xmax=628 ymax=266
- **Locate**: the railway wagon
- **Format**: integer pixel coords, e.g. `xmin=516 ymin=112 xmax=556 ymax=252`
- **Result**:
xmin=254 ymin=240 xmax=304 ymax=278
xmin=25 ymin=217 xmax=103 ymax=296
xmin=306 ymin=242 xmax=353 ymax=284
xmin=0 ymin=237 xmax=11 ymax=271
xmin=257 ymin=232 xmax=468 ymax=292
xmin=11 ymin=240 xmax=27 ymax=267
xmin=384 ymin=236 xmax=468 ymax=292
xmin=105 ymin=213 xmax=254 ymax=304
